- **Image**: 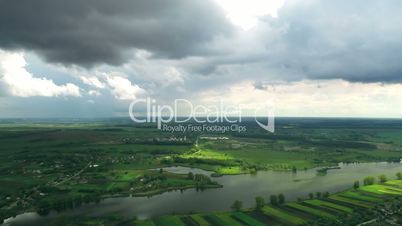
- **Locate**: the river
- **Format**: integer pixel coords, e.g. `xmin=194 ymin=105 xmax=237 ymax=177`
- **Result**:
xmin=3 ymin=162 xmax=402 ymax=225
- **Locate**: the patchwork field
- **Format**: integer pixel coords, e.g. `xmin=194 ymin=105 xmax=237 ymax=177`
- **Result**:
xmin=134 ymin=180 xmax=402 ymax=226
xmin=2 ymin=119 xmax=402 ymax=225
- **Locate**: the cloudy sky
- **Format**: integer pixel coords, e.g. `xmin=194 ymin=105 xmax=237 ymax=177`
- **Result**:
xmin=0 ymin=0 xmax=402 ymax=118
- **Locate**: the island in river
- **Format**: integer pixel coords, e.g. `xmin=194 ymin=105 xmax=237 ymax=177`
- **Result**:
xmin=2 ymin=118 xmax=402 ymax=225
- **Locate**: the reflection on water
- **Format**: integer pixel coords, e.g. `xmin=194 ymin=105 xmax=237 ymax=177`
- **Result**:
xmin=4 ymin=162 xmax=402 ymax=226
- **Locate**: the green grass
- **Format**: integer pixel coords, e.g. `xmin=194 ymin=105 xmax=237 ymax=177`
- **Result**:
xmin=329 ymin=195 xmax=371 ymax=208
xmin=214 ymin=213 xmax=244 ymax=226
xmin=202 ymin=214 xmax=236 ymax=226
xmin=304 ymin=199 xmax=353 ymax=213
xmin=113 ymin=170 xmax=142 ymax=181
xmin=262 ymin=206 xmax=306 ymax=225
xmin=190 ymin=215 xmax=212 ymax=226
xmin=340 ymin=190 xmax=382 ymax=202
xmin=359 ymin=184 xmax=402 ymax=195
xmin=135 ymin=219 xmax=156 ymax=226
xmin=385 ymin=180 xmax=402 ymax=187
xmin=231 ymin=212 xmax=266 ymax=226
xmin=181 ymin=149 xmax=232 ymax=161
xmin=106 ymin=182 xmax=129 ymax=191
xmin=155 ymin=216 xmax=186 ymax=226
xmin=286 ymin=203 xmax=336 ymax=220
xmin=216 ymin=166 xmax=244 ymax=174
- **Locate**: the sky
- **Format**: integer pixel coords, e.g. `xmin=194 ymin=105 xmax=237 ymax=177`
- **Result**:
xmin=0 ymin=0 xmax=402 ymax=118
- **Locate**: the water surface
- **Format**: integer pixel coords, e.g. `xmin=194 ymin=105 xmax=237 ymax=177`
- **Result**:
xmin=4 ymin=162 xmax=402 ymax=225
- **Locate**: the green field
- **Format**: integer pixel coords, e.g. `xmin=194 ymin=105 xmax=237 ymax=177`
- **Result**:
xmin=262 ymin=205 xmax=306 ymax=225
xmin=2 ymin=119 xmax=402 ymax=224
xmin=133 ymin=179 xmax=402 ymax=226
xmin=304 ymin=199 xmax=353 ymax=213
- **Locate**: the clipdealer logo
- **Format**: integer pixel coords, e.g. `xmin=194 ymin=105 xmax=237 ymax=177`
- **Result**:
xmin=128 ymin=98 xmax=274 ymax=133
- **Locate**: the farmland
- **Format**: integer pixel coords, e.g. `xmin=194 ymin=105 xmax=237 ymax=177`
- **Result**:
xmin=133 ymin=178 xmax=402 ymax=226
xmin=1 ymin=118 xmax=402 ymax=225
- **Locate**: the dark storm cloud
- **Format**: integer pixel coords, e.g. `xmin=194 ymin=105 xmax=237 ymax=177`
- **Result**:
xmin=0 ymin=0 xmax=233 ymax=67
xmin=185 ymin=0 xmax=402 ymax=84
xmin=265 ymin=0 xmax=402 ymax=83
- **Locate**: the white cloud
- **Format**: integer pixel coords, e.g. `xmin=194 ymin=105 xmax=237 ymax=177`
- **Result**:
xmin=163 ymin=67 xmax=185 ymax=86
xmin=214 ymin=0 xmax=285 ymax=29
xmin=196 ymin=79 xmax=402 ymax=118
xmin=106 ymin=74 xmax=145 ymax=100
xmin=46 ymin=62 xmax=148 ymax=101
xmin=88 ymin=90 xmax=101 ymax=96
xmin=80 ymin=76 xmax=105 ymax=89
xmin=0 ymin=51 xmax=81 ymax=97
xmin=125 ymin=51 xmax=186 ymax=88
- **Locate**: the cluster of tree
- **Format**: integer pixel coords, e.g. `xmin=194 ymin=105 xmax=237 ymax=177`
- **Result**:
xmin=231 ymin=200 xmax=242 ymax=211
xmin=363 ymin=176 xmax=375 ymax=186
xmin=233 ymin=190 xmax=333 ymax=212
xmin=251 ymin=194 xmax=287 ymax=211
xmin=269 ymin=194 xmax=285 ymax=205
xmin=361 ymin=172 xmax=402 ymax=187
xmin=186 ymin=172 xmax=212 ymax=183
xmin=378 ymin=174 xmax=388 ymax=183
xmin=194 ymin=174 xmax=211 ymax=183
xmin=173 ymin=157 xmax=234 ymax=167
xmin=37 ymin=194 xmax=102 ymax=216
xmin=232 ymin=133 xmax=305 ymax=142
xmin=255 ymin=196 xmax=265 ymax=210
xmin=353 ymin=180 xmax=360 ymax=189
xmin=187 ymin=172 xmax=217 ymax=189
xmin=362 ymin=174 xmax=388 ymax=186
xmin=308 ymin=191 xmax=329 ymax=200
xmin=195 ymin=174 xmax=215 ymax=189
xmin=149 ymin=149 xmax=184 ymax=155
xmin=0 ymin=209 xmax=18 ymax=224
xmin=123 ymin=139 xmax=192 ymax=146
xmin=304 ymin=140 xmax=377 ymax=150
xmin=141 ymin=173 xmax=167 ymax=183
